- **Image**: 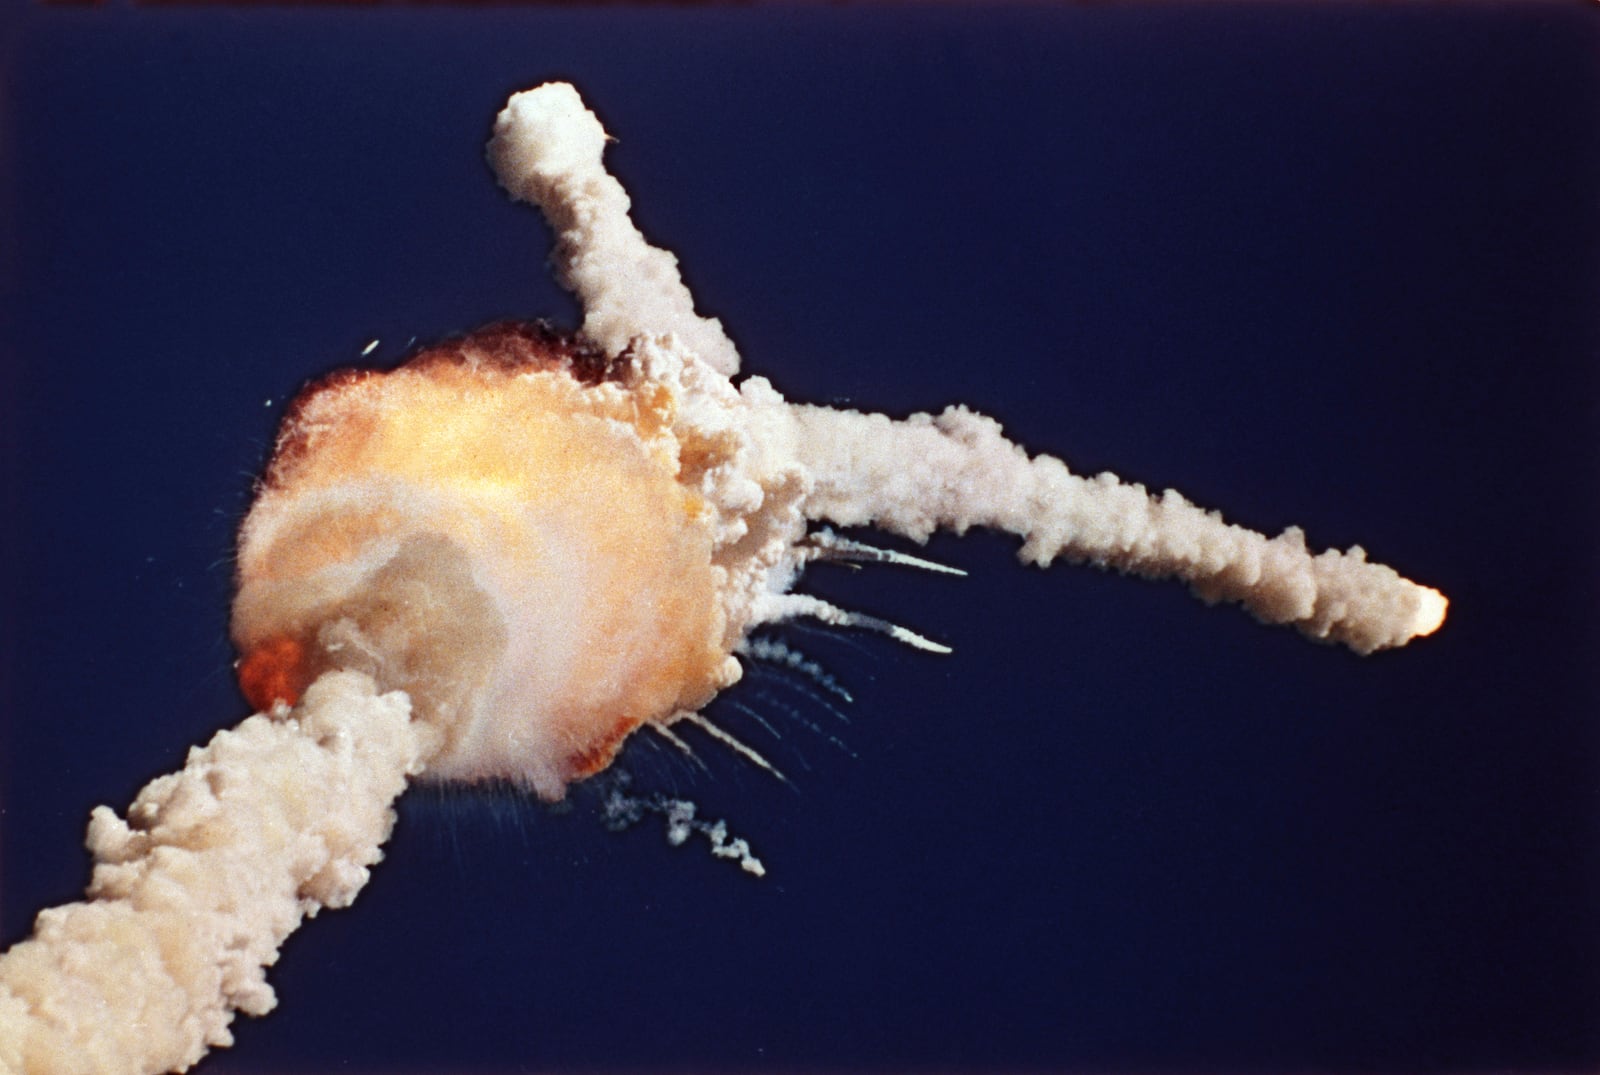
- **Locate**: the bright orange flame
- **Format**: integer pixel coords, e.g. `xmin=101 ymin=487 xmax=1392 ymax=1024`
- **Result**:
xmin=236 ymin=635 xmax=311 ymax=712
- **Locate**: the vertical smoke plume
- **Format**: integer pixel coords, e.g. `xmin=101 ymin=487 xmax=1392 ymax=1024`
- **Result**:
xmin=488 ymin=82 xmax=742 ymax=376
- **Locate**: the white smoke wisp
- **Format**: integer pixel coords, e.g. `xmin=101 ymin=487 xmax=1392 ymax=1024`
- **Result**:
xmin=0 ymin=673 xmax=431 ymax=1075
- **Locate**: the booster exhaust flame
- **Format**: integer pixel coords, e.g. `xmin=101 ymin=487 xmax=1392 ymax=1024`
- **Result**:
xmin=0 ymin=82 xmax=1445 ymax=1074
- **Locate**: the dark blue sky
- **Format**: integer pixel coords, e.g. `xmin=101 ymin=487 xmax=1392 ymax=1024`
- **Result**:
xmin=3 ymin=4 xmax=1599 ymax=1073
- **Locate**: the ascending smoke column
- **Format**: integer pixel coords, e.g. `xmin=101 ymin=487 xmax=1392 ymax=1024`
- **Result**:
xmin=0 ymin=674 xmax=430 ymax=1075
